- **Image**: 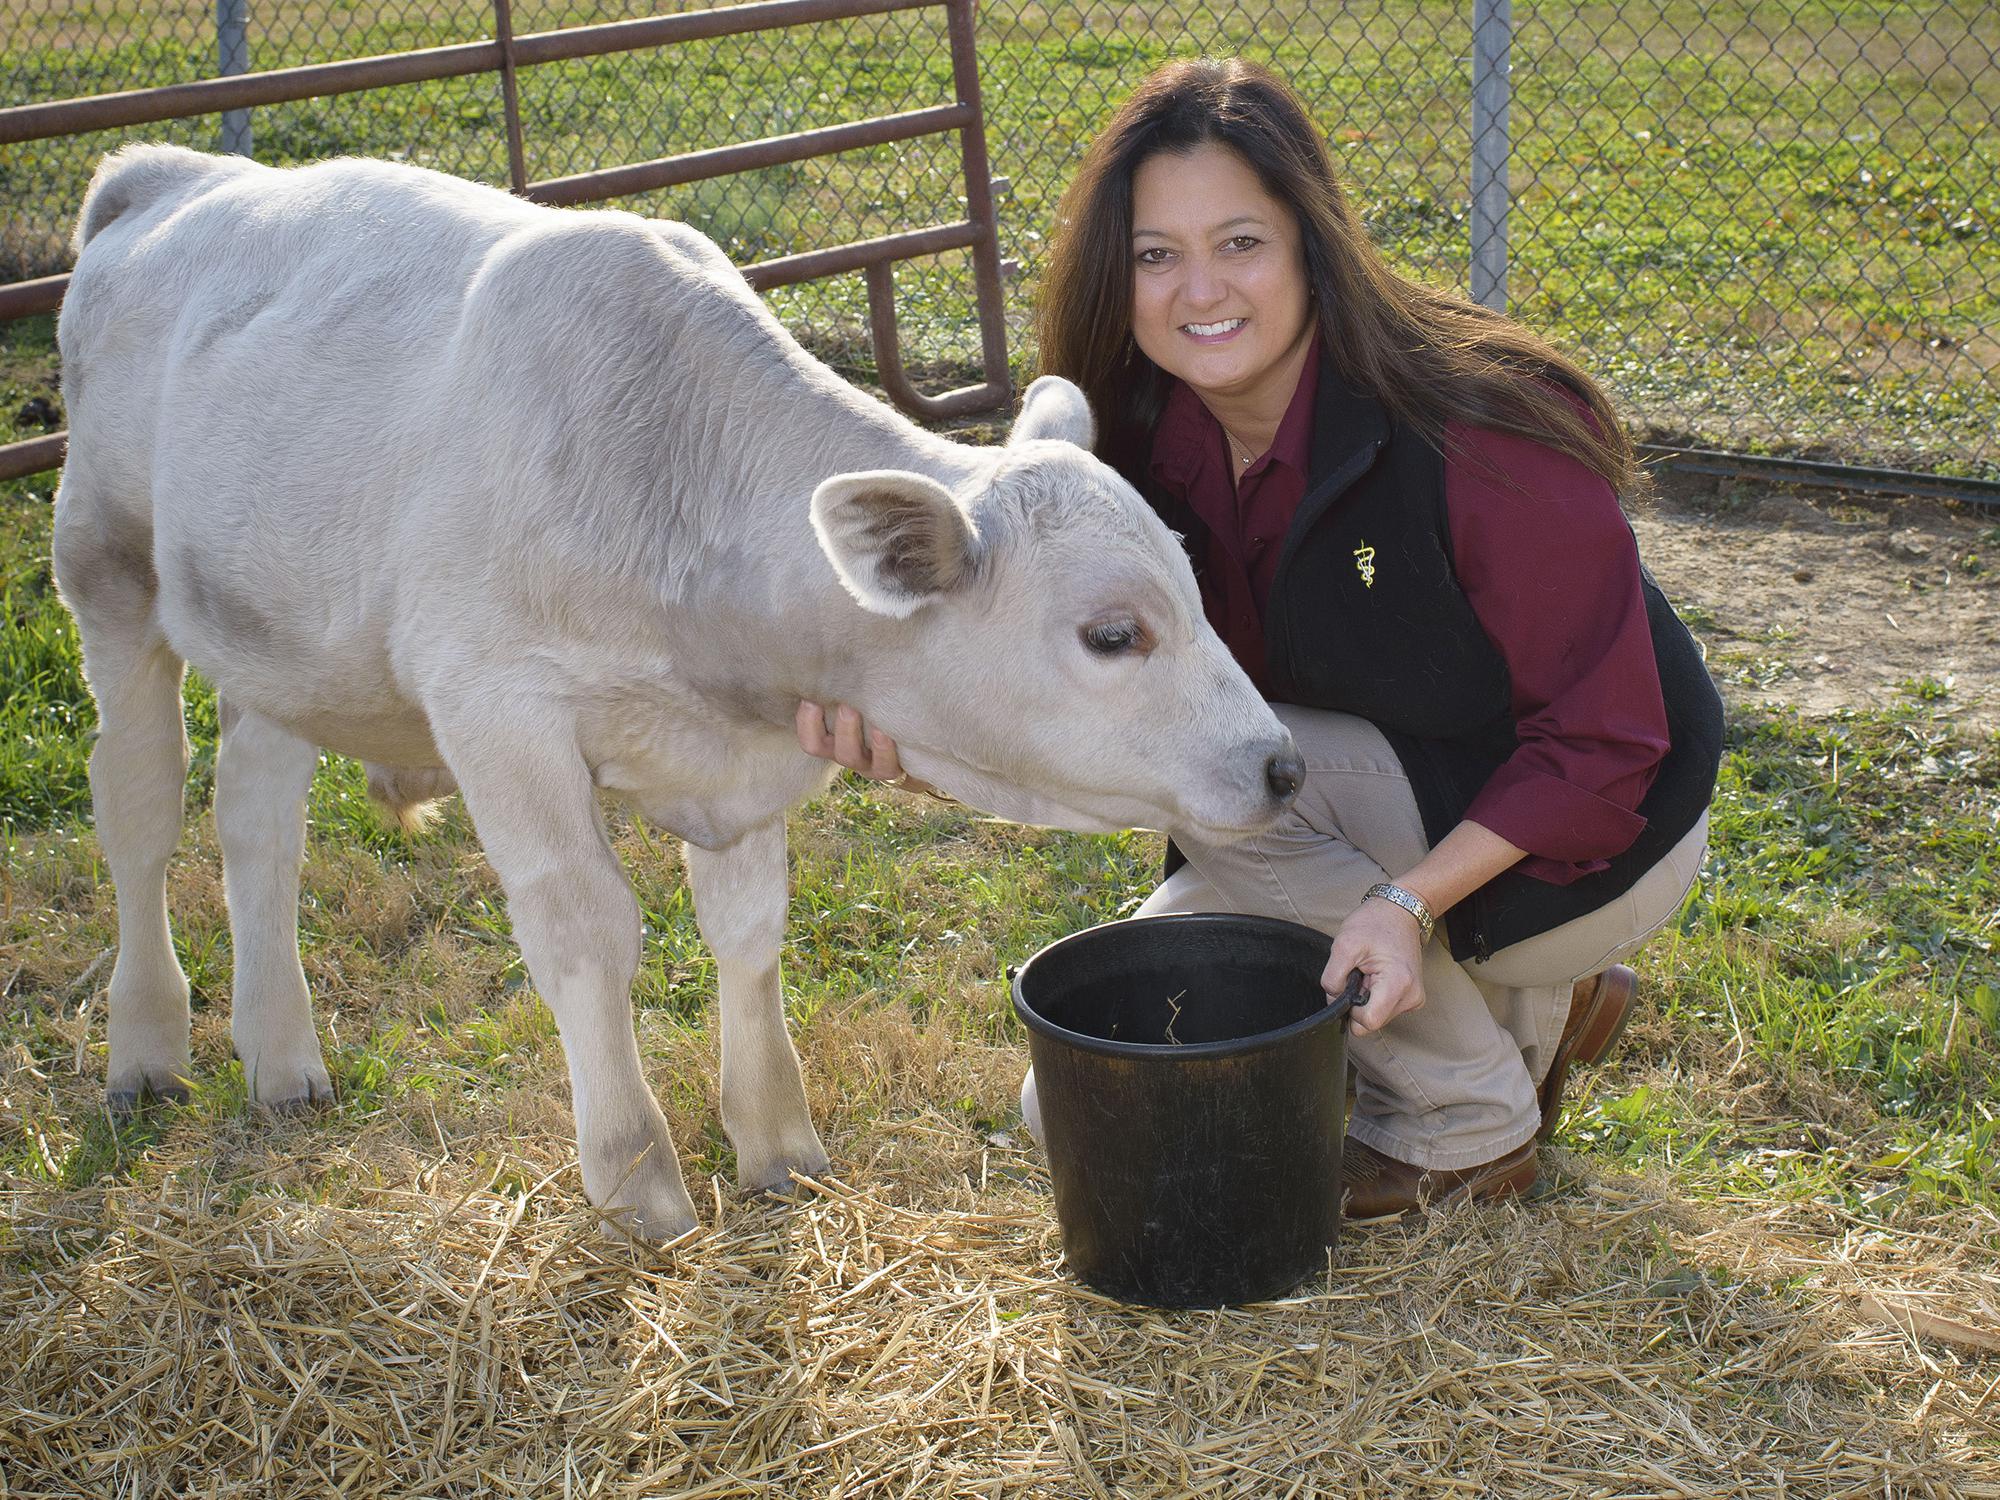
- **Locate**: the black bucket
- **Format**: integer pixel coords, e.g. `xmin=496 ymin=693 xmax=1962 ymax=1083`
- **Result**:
xmin=1011 ymin=912 xmax=1364 ymax=1308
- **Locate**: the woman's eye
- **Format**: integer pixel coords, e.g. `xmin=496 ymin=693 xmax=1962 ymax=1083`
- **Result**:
xmin=1082 ymin=621 xmax=1141 ymax=656
xmin=1226 ymin=235 xmax=1261 ymax=252
xmin=1135 ymin=247 xmax=1172 ymax=266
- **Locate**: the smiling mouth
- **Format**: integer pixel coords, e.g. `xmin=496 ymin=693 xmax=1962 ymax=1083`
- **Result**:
xmin=1182 ymin=317 xmax=1245 ymax=337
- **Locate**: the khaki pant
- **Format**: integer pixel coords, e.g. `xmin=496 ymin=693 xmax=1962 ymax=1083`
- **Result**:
xmin=1138 ymin=705 xmax=1708 ymax=1170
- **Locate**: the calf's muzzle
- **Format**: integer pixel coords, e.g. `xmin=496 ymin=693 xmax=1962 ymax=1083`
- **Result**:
xmin=1264 ymin=745 xmax=1305 ymax=804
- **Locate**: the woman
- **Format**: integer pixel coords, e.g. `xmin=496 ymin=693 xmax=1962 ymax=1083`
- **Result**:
xmin=800 ymin=58 xmax=1721 ymax=1221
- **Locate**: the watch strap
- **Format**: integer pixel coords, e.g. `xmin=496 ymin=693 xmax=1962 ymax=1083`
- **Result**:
xmin=1364 ymin=881 xmax=1436 ymax=943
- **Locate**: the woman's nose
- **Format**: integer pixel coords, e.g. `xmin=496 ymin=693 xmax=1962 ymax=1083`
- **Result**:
xmin=1181 ymin=257 xmax=1227 ymax=307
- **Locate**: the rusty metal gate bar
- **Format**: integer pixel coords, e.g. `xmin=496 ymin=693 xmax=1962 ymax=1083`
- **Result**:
xmin=492 ymin=0 xmax=528 ymax=196
xmin=0 ymin=0 xmax=1013 ymax=483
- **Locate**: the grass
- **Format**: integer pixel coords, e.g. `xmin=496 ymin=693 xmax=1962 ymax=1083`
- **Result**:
xmin=1585 ymin=706 xmax=1999 ymax=1206
xmin=4 ymin=446 xmax=1983 ymax=1209
xmin=1 ymin=453 xmax=1997 ymax=1490
xmin=2 ymin=0 xmax=1998 ymax=475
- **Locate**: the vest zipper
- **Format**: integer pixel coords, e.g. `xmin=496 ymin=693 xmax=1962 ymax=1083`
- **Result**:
xmin=1267 ymin=436 xmax=1386 ymax=685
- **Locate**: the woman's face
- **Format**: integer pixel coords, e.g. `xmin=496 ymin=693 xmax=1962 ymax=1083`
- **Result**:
xmin=1128 ymin=142 xmax=1315 ymax=416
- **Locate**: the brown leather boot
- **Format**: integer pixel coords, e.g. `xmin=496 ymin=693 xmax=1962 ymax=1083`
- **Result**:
xmin=1340 ymin=1138 xmax=1539 ymax=1224
xmin=1537 ymin=964 xmax=1639 ymax=1141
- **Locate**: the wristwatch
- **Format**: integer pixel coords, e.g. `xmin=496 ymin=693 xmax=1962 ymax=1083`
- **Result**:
xmin=1364 ymin=881 xmax=1436 ymax=943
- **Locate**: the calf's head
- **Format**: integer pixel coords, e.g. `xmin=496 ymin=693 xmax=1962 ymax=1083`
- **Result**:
xmin=811 ymin=377 xmax=1302 ymax=844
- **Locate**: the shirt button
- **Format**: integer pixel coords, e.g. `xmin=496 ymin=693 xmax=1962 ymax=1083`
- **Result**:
xmin=1248 ymin=536 xmax=1267 ymax=554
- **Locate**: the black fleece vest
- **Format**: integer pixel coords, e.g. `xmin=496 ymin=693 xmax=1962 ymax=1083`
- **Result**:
xmin=1131 ymin=356 xmax=1725 ymax=961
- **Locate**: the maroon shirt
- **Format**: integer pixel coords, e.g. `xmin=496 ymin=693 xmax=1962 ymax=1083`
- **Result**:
xmin=1150 ymin=363 xmax=1670 ymax=885
xmin=1150 ymin=351 xmax=1319 ymax=697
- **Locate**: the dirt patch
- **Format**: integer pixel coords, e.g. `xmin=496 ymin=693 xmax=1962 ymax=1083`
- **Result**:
xmin=1628 ymin=473 xmax=1999 ymax=732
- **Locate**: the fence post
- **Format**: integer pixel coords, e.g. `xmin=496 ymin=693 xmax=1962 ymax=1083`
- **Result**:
xmin=217 ymin=0 xmax=252 ymax=156
xmin=1469 ymin=0 xmax=1510 ymax=312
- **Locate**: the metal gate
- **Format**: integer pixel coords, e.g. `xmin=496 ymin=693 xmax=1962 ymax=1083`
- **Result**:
xmin=0 ymin=0 xmax=1013 ymax=482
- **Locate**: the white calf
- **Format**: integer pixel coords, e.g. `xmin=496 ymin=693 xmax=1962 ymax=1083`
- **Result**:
xmin=53 ymin=145 xmax=1300 ymax=1238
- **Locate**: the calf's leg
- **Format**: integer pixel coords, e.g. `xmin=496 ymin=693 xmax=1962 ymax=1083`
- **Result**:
xmin=447 ymin=730 xmax=696 ymax=1240
xmin=54 ymin=502 xmax=193 ymax=1108
xmin=686 ymin=821 xmax=829 ymax=1193
xmin=214 ymin=701 xmax=332 ymax=1109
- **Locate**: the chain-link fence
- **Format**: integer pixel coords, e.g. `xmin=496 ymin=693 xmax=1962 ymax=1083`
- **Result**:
xmin=4 ymin=1 xmax=1996 ymax=485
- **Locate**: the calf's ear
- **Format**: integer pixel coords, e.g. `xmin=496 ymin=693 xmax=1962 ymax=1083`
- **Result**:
xmin=811 ymin=470 xmax=983 ymax=618
xmin=1007 ymin=376 xmax=1094 ymax=449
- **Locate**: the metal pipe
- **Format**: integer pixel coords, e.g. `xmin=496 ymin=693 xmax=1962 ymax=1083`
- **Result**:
xmin=0 ymin=275 xmax=69 ymax=322
xmin=526 ymin=104 xmax=973 ymax=206
xmin=0 ymin=0 xmax=941 ymax=145
xmin=743 ymin=221 xmax=982 ymax=290
xmin=508 ymin=0 xmax=939 ymax=68
xmin=493 ymin=0 xmax=528 ymax=194
xmin=1638 ymin=444 xmax=2000 ymax=507
xmin=865 ymin=262 xmax=1008 ymax=419
xmin=1469 ymin=0 xmax=1511 ymax=312
xmin=0 ymin=434 xmax=66 ymax=484
xmin=942 ymin=0 xmax=1011 ymax=403
xmin=0 ymin=43 xmax=496 ymax=144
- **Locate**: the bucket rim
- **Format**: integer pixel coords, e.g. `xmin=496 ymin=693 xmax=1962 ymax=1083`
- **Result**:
xmin=1010 ymin=912 xmax=1344 ymax=1062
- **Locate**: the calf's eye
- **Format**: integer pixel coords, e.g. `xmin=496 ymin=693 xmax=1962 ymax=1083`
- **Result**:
xmin=1081 ymin=620 xmax=1142 ymax=656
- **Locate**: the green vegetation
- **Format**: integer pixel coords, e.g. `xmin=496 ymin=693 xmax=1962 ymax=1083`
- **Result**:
xmin=1582 ymin=705 xmax=1998 ymax=1207
xmin=1 ymin=465 xmax=1994 ymax=1213
xmin=3 ymin=0 xmax=1997 ymax=474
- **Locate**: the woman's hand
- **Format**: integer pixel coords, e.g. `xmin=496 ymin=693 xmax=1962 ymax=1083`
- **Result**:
xmin=796 ymin=701 xmax=954 ymax=802
xmin=796 ymin=701 xmax=907 ymax=781
xmin=1322 ymin=895 xmax=1428 ymax=1037
xmin=1323 ymin=822 xmax=1530 ymax=1035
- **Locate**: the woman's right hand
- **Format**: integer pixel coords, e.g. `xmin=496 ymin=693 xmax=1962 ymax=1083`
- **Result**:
xmin=1322 ymin=895 xmax=1428 ymax=1038
xmin=795 ymin=700 xmax=910 ymax=782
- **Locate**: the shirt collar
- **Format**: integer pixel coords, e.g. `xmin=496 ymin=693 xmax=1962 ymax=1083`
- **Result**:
xmin=1265 ymin=332 xmax=1321 ymax=480
xmin=1149 ymin=331 xmax=1323 ymax=497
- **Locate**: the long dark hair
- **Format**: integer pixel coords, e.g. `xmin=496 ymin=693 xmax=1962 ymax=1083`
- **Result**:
xmin=1035 ymin=57 xmax=1637 ymax=492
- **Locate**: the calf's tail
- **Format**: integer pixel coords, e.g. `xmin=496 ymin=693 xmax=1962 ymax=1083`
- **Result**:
xmin=365 ymin=765 xmax=460 ymax=835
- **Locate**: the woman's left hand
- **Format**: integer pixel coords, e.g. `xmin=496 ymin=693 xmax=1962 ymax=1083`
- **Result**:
xmin=796 ymin=700 xmax=906 ymax=781
xmin=1322 ymin=896 xmax=1428 ymax=1037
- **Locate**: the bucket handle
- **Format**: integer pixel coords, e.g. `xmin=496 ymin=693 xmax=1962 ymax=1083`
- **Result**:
xmin=1326 ymin=968 xmax=1370 ymax=1025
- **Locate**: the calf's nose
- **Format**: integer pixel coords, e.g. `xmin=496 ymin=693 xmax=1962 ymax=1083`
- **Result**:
xmin=1264 ymin=747 xmax=1305 ymax=804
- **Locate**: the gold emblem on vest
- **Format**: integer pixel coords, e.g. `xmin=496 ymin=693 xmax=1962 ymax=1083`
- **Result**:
xmin=1353 ymin=543 xmax=1377 ymax=589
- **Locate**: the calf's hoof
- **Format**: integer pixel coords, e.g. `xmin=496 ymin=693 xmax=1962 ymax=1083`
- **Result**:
xmin=595 ymin=1175 xmax=700 ymax=1245
xmin=597 ymin=1196 xmax=700 ymax=1246
xmin=106 ymin=1071 xmax=193 ymax=1117
xmin=244 ymin=1055 xmax=336 ymax=1116
xmin=107 ymin=1032 xmax=195 ymax=1118
xmin=586 ymin=1138 xmax=699 ymax=1244
xmin=261 ymin=1083 xmax=336 ymax=1117
xmin=735 ymin=1138 xmax=832 ymax=1199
